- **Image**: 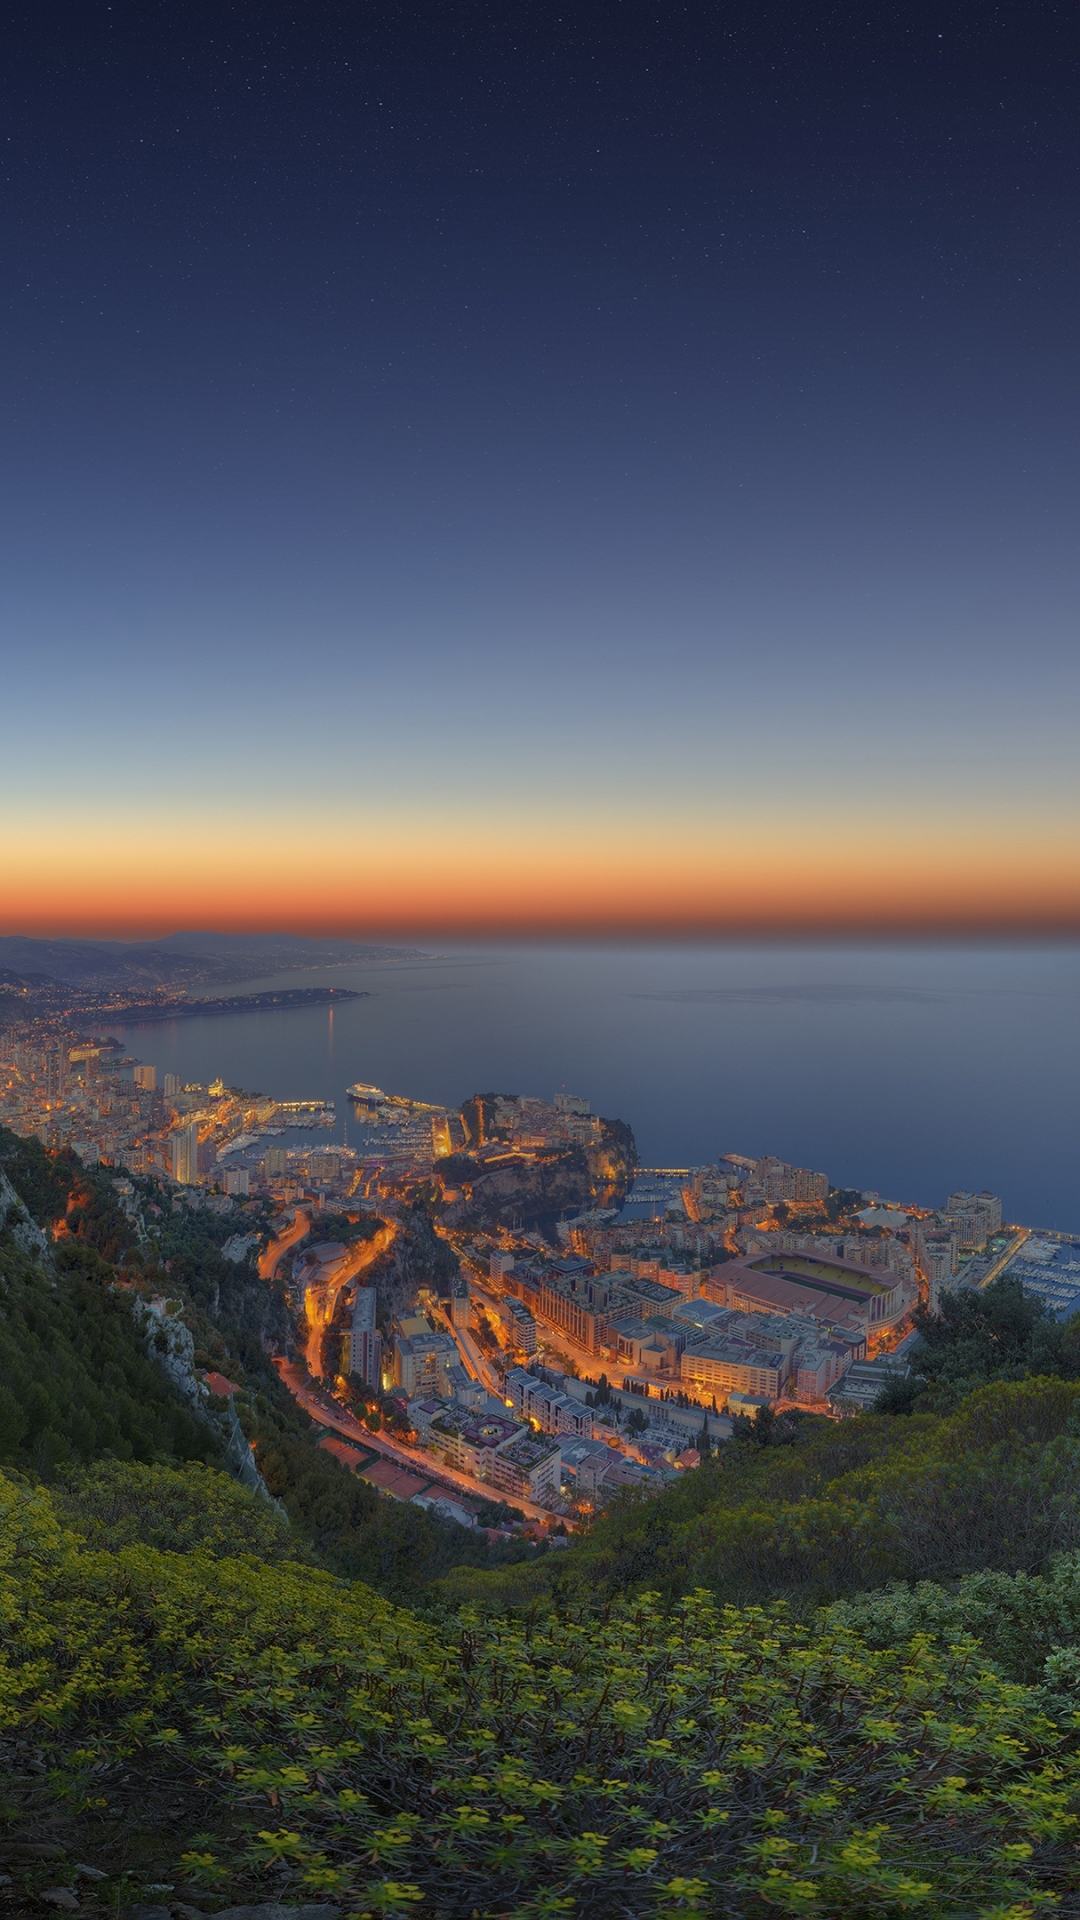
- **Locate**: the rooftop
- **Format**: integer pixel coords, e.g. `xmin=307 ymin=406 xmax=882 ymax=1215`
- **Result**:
xmin=498 ymin=1430 xmax=561 ymax=1469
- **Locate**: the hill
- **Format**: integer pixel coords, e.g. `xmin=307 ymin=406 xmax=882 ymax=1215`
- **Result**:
xmin=0 ymin=932 xmax=431 ymax=991
xmin=0 ymin=1129 xmax=539 ymax=1599
xmin=6 ymin=1132 xmax=1080 ymax=1911
xmin=4 ymin=1457 xmax=1080 ymax=1917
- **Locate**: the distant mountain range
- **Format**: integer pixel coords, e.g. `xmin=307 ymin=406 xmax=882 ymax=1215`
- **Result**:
xmin=0 ymin=934 xmax=432 ymax=993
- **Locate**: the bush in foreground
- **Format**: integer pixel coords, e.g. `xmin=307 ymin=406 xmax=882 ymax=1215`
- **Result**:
xmin=4 ymin=1464 xmax=1080 ymax=1916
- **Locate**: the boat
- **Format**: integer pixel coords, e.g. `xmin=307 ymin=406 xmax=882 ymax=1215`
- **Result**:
xmin=347 ymin=1082 xmax=387 ymax=1102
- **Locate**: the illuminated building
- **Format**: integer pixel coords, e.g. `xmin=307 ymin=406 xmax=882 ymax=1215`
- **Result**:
xmin=944 ymin=1191 xmax=1003 ymax=1250
xmin=170 ymin=1122 xmax=199 ymax=1185
xmin=348 ymin=1286 xmax=382 ymax=1389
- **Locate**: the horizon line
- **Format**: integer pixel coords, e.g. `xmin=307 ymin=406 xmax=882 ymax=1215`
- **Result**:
xmin=6 ymin=917 xmax=1080 ymax=947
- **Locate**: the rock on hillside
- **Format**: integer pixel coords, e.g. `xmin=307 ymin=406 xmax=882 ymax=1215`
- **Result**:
xmin=437 ymin=1117 xmax=637 ymax=1230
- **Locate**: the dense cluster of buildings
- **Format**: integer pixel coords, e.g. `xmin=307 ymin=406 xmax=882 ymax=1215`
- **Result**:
xmin=0 ymin=1030 xmax=348 ymax=1200
xmin=484 ymin=1239 xmax=916 ymax=1410
xmin=457 ymin=1091 xmax=604 ymax=1153
xmin=4 ymin=1022 xmax=1025 ymax=1503
xmin=391 ymin=1317 xmax=568 ymax=1504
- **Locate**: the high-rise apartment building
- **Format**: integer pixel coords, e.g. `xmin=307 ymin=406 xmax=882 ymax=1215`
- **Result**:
xmin=45 ymin=1045 xmax=66 ymax=1101
xmin=170 ymin=1122 xmax=199 ymax=1186
xmin=349 ymin=1287 xmax=383 ymax=1389
xmin=163 ymin=1074 xmax=182 ymax=1098
xmin=944 ymin=1191 xmax=1003 ymax=1250
xmin=133 ymin=1064 xmax=157 ymax=1092
xmin=263 ymin=1146 xmax=288 ymax=1177
xmin=750 ymin=1156 xmax=829 ymax=1205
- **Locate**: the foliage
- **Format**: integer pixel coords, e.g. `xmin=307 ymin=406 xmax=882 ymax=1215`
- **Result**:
xmin=4 ymin=1464 xmax=1080 ymax=1917
xmin=310 ymin=1210 xmax=383 ymax=1246
xmin=0 ymin=1128 xmax=146 ymax=1269
xmin=828 ymin=1550 xmax=1080 ymax=1692
xmin=52 ymin=1457 xmax=298 ymax=1562
xmin=254 ymin=1427 xmax=533 ymax=1595
xmin=824 ymin=1187 xmax=864 ymax=1224
xmin=0 ymin=1140 xmax=548 ymax=1604
xmin=0 ymin=1235 xmax=218 ymax=1477
xmin=729 ymin=1407 xmax=804 ymax=1449
xmin=472 ymin=1498 xmax=526 ymax=1527
xmin=441 ymin=1377 xmax=1080 ymax=1614
xmin=883 ymin=1276 xmax=1080 ymax=1411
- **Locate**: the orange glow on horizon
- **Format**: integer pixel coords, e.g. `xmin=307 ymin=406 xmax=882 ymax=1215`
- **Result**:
xmin=3 ymin=817 xmax=1080 ymax=941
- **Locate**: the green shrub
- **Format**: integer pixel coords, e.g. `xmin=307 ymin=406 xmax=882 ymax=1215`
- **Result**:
xmin=3 ymin=1464 xmax=1080 ymax=1916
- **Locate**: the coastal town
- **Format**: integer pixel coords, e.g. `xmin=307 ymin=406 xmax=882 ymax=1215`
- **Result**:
xmin=3 ymin=997 xmax=1074 ymax=1535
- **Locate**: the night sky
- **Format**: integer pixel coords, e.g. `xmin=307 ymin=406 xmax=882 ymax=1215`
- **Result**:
xmin=3 ymin=2 xmax=1078 ymax=934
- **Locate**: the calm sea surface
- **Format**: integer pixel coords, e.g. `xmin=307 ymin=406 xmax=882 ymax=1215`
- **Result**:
xmin=99 ymin=943 xmax=1080 ymax=1232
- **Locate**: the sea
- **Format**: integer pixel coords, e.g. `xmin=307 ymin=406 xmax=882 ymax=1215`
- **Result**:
xmin=95 ymin=942 xmax=1080 ymax=1234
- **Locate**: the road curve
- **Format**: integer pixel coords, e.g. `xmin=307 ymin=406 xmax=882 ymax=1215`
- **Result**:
xmin=259 ymin=1209 xmax=311 ymax=1280
xmin=273 ymin=1356 xmax=565 ymax=1526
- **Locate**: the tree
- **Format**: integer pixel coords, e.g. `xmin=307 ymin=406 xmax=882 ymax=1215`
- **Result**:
xmin=880 ymin=1277 xmax=1080 ymax=1412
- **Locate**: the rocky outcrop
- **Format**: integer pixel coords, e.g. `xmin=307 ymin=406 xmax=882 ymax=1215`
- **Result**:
xmin=0 ymin=1169 xmax=52 ymax=1262
xmin=438 ymin=1119 xmax=637 ymax=1231
xmin=133 ymin=1294 xmax=277 ymax=1504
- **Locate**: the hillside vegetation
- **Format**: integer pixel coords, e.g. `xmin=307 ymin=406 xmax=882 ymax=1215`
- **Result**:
xmin=0 ymin=1129 xmax=539 ymax=1598
xmin=9 ymin=1131 xmax=1080 ymax=1911
xmin=437 ymin=1371 xmax=1080 ymax=1616
xmin=5 ymin=1458 xmax=1080 ymax=1917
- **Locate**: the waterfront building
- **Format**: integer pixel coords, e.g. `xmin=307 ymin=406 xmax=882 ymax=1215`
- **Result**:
xmin=745 ymin=1155 xmax=830 ymax=1205
xmin=944 ymin=1191 xmax=1003 ymax=1250
xmin=133 ymin=1064 xmax=157 ymax=1091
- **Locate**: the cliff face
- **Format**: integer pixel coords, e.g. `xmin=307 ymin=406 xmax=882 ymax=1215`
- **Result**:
xmin=438 ymin=1118 xmax=637 ymax=1230
xmin=589 ymin=1118 xmax=638 ymax=1208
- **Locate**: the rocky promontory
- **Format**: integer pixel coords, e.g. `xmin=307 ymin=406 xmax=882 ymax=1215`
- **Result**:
xmin=434 ymin=1115 xmax=637 ymax=1230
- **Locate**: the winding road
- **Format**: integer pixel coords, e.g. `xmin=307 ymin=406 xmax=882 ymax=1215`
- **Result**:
xmin=259 ymin=1209 xmax=312 ymax=1280
xmin=301 ymin=1220 xmax=399 ymax=1372
xmin=273 ymin=1357 xmax=562 ymax=1525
